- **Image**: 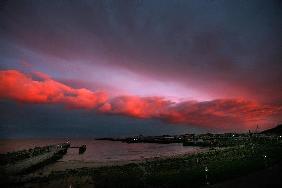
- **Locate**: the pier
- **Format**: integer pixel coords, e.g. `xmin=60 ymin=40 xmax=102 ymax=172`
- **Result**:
xmin=0 ymin=143 xmax=70 ymax=175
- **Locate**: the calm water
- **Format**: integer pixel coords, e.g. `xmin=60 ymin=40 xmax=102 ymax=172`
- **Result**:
xmin=0 ymin=139 xmax=201 ymax=162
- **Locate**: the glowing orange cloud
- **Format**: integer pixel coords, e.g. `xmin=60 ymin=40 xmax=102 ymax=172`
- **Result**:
xmin=0 ymin=70 xmax=108 ymax=109
xmin=1 ymin=70 xmax=281 ymax=130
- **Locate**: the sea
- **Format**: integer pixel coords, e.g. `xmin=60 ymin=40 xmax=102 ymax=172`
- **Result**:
xmin=0 ymin=139 xmax=202 ymax=162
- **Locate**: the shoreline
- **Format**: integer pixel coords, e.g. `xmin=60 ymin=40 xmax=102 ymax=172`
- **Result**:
xmin=33 ymin=147 xmax=210 ymax=176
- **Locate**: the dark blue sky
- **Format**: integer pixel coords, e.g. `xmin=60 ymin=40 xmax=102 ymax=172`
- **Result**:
xmin=0 ymin=101 xmax=206 ymax=138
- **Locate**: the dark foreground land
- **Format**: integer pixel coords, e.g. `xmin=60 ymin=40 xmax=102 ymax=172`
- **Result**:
xmin=210 ymin=161 xmax=282 ymax=188
xmin=1 ymin=138 xmax=282 ymax=188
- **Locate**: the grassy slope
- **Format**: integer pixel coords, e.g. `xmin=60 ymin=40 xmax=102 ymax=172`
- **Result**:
xmin=261 ymin=124 xmax=282 ymax=135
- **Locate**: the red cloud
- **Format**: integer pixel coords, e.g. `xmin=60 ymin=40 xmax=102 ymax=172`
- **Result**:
xmin=0 ymin=70 xmax=107 ymax=109
xmin=1 ymin=69 xmax=281 ymax=130
xmin=101 ymin=97 xmax=282 ymax=129
xmin=161 ymin=99 xmax=282 ymax=129
xmin=99 ymin=96 xmax=173 ymax=118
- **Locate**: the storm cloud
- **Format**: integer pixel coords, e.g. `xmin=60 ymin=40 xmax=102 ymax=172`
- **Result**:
xmin=0 ymin=0 xmax=281 ymax=136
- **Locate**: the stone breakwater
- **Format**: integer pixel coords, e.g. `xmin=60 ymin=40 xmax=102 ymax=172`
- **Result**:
xmin=0 ymin=143 xmax=70 ymax=175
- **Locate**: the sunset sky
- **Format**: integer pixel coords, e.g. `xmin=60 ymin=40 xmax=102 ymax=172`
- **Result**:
xmin=0 ymin=0 xmax=282 ymax=138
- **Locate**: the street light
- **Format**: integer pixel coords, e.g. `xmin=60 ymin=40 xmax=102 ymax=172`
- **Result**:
xmin=263 ymin=154 xmax=268 ymax=167
xmin=205 ymin=166 xmax=209 ymax=185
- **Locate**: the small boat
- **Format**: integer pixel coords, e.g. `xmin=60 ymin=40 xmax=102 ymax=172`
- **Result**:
xmin=79 ymin=145 xmax=86 ymax=154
